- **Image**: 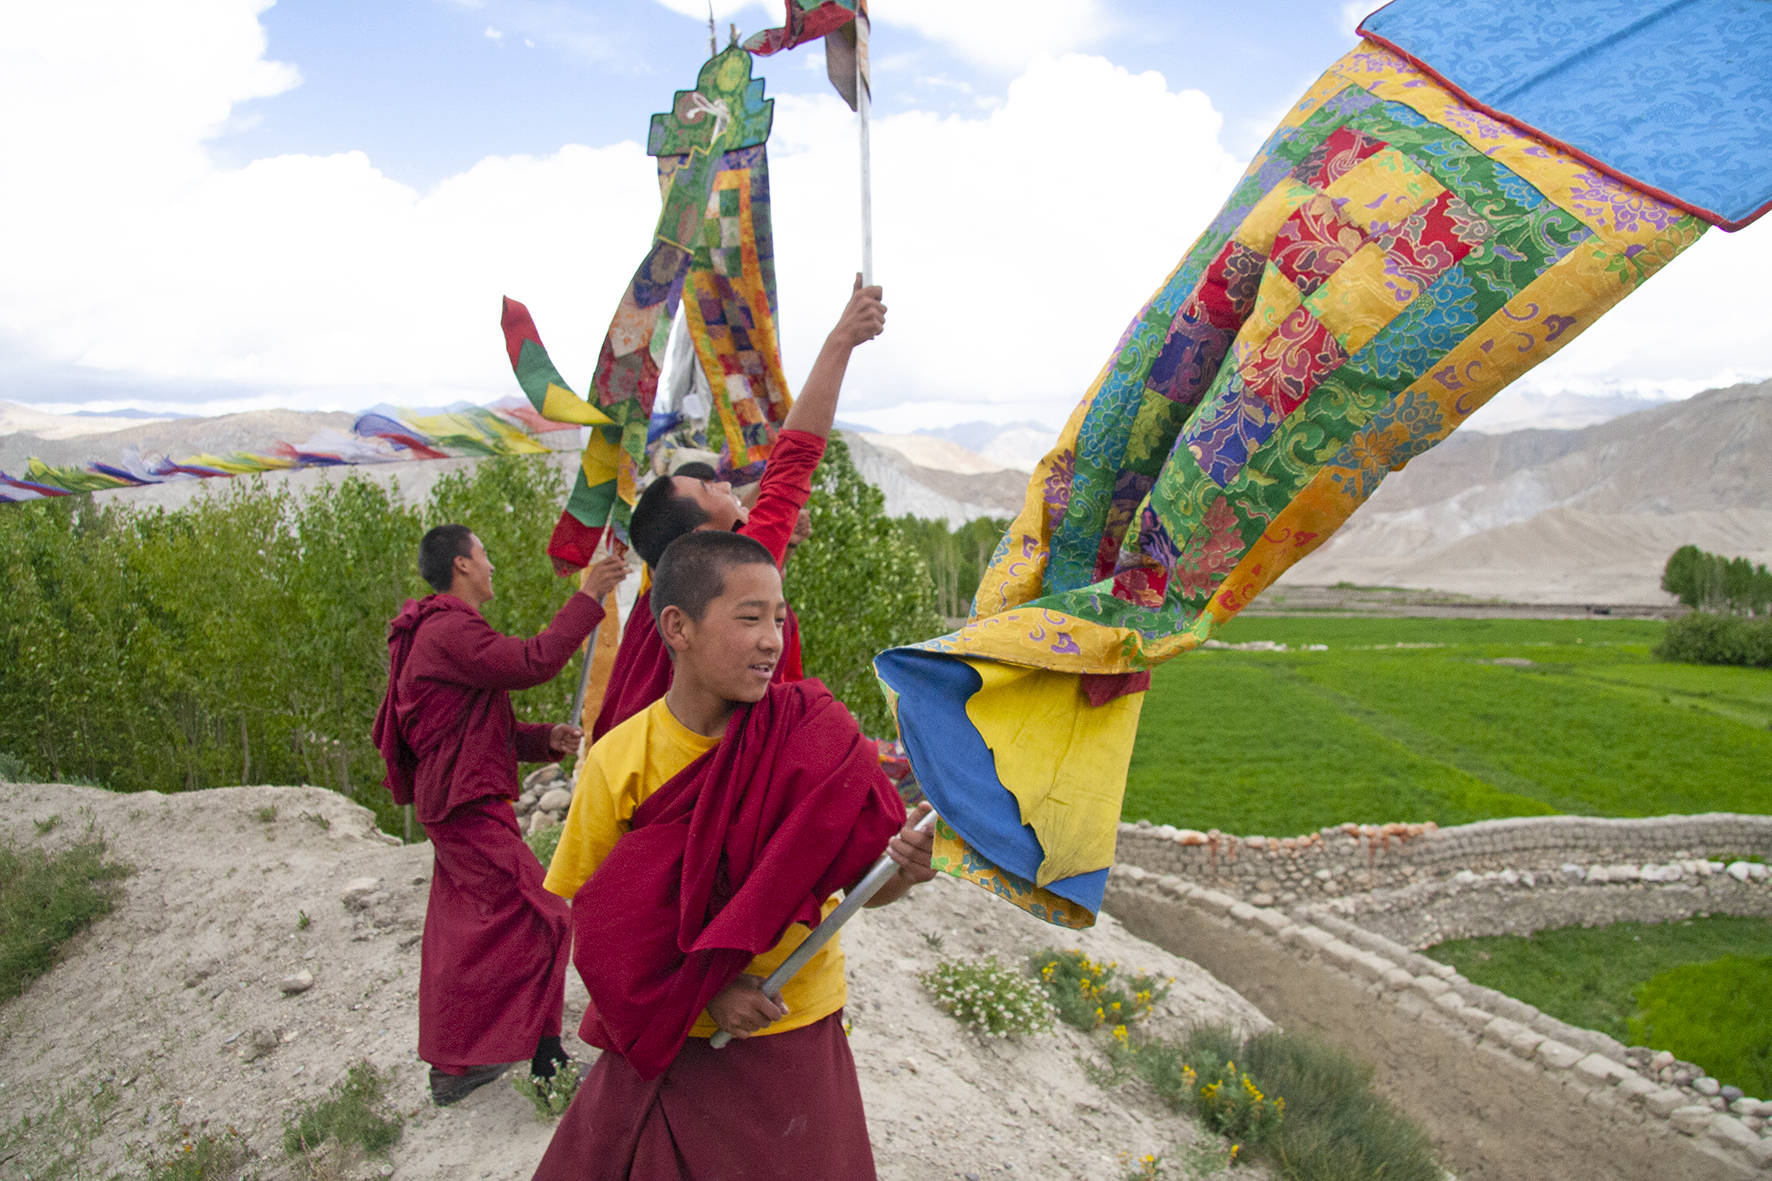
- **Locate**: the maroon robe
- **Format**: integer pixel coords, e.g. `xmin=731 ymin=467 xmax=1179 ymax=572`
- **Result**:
xmin=590 ymin=430 xmax=823 ymax=740
xmin=373 ymin=591 xmax=603 ymax=1072
xmin=533 ymin=679 xmax=901 ymax=1179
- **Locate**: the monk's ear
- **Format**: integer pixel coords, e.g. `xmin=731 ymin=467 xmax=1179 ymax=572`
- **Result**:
xmin=656 ymin=604 xmax=691 ymax=656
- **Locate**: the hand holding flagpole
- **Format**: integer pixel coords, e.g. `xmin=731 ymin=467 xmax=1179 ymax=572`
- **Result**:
xmin=710 ymin=803 xmax=935 ymax=1049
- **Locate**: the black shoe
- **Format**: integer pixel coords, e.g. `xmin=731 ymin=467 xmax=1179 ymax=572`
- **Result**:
xmin=531 ymin=1035 xmax=572 ymax=1080
xmin=430 ymin=1063 xmax=508 ymax=1106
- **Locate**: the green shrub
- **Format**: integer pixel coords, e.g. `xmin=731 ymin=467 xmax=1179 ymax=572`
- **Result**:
xmin=143 ymin=1128 xmax=252 ymax=1181
xmin=282 ymin=1060 xmax=403 ymax=1161
xmin=0 ymin=750 xmax=33 ymax=782
xmin=1032 ymin=947 xmax=1170 ymax=1032
xmin=1122 ymin=1025 xmax=1439 ymax=1181
xmin=921 ymin=954 xmax=1055 ymax=1037
xmin=0 ymin=835 xmax=131 ymax=1002
xmin=1229 ymin=1029 xmax=1439 ymax=1181
xmin=1655 ymin=611 xmax=1772 ymax=667
xmin=512 ymin=1058 xmax=581 ymax=1120
xmin=785 ymin=435 xmax=943 ymax=737
xmin=1629 ymin=956 xmax=1772 ymax=1098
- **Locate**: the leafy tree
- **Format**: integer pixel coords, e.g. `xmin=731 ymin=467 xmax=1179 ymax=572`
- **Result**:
xmin=784 ymin=435 xmax=943 ymax=737
xmin=896 ymin=513 xmax=1010 ymax=622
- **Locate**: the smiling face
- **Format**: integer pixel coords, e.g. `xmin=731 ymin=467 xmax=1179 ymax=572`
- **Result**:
xmin=672 ymin=473 xmax=749 ymax=531
xmin=452 ymin=533 xmax=496 ymax=608
xmin=660 ymin=559 xmax=785 ymax=715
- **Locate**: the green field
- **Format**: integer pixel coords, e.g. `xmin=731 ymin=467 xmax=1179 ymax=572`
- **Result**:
xmin=1426 ymin=917 xmax=1772 ymax=1097
xmin=1126 ymin=616 xmax=1772 ymax=835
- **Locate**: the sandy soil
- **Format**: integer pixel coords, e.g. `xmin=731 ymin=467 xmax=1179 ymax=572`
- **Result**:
xmin=0 ymin=781 xmax=1268 ymax=1181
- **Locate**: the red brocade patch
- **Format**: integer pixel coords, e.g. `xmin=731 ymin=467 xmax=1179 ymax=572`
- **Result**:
xmin=1271 ymin=194 xmax=1369 ymax=296
xmin=1240 ymin=308 xmax=1349 ymax=419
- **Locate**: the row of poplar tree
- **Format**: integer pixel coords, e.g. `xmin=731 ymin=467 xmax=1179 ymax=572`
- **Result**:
xmin=1660 ymin=545 xmax=1772 ymax=615
xmin=0 ymin=439 xmax=946 ymax=834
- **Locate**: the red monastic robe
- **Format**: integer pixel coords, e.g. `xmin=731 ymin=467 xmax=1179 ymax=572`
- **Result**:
xmin=373 ymin=591 xmax=603 ymax=1071
xmin=533 ymin=680 xmax=903 ymax=1180
xmin=590 ymin=429 xmax=823 ymax=740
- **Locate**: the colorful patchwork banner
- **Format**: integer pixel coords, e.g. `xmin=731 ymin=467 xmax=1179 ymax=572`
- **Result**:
xmin=876 ymin=40 xmax=1711 ymax=928
xmin=501 ymin=46 xmax=776 ymax=572
xmin=0 ymin=403 xmax=576 ymax=505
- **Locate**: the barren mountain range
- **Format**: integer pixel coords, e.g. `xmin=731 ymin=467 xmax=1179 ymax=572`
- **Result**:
xmin=4 ymin=379 xmax=1767 ymax=605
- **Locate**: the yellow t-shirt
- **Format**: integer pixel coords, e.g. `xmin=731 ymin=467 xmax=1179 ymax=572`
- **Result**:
xmin=545 ymin=698 xmax=847 ymax=1039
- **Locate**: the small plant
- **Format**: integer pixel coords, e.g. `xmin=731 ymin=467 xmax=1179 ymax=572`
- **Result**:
xmin=144 ymin=1126 xmax=254 ymax=1181
xmin=1033 ymin=948 xmax=1170 ymax=1032
xmin=1121 ymin=1149 xmax=1163 ymax=1179
xmin=921 ymin=954 xmax=1055 ymax=1038
xmin=0 ymin=750 xmax=34 ymax=782
xmin=512 ymin=1058 xmax=581 ymax=1120
xmin=283 ymin=1060 xmax=403 ymax=1165
xmin=257 ymin=805 xmax=278 ymax=823
xmin=920 ymin=930 xmax=945 ymax=951
xmin=297 ymin=910 xmax=310 ymax=930
xmin=34 ymin=813 xmax=60 ymax=836
xmin=0 ymin=835 xmax=131 ymax=1002
xmin=1183 ymin=1055 xmax=1284 ymax=1146
xmin=0 ymin=1076 xmax=119 ymax=1181
xmin=301 ymin=810 xmax=332 ymax=831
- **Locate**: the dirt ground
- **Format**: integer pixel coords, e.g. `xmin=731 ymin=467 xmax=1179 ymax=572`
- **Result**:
xmin=0 ymin=781 xmax=1269 ymax=1181
xmin=1105 ymin=885 xmax=1757 ymax=1181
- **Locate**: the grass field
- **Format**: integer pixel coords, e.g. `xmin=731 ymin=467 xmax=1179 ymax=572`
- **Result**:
xmin=1425 ymin=917 xmax=1772 ymax=1096
xmin=1126 ymin=616 xmax=1772 ymax=835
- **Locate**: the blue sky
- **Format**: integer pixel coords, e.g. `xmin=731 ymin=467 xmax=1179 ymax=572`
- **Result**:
xmin=2 ymin=0 xmax=1768 ymax=436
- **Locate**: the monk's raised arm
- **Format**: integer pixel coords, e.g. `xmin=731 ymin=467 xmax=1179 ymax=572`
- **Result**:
xmin=424 ymin=593 xmax=604 ymax=691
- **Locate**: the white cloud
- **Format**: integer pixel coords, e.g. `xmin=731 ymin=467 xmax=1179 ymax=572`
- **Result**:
xmin=1339 ymin=1 xmax=1375 ymax=39
xmin=483 ymin=25 xmax=503 ymax=41
xmin=0 ymin=0 xmax=1767 ymax=438
xmin=880 ymin=0 xmax=1113 ymax=71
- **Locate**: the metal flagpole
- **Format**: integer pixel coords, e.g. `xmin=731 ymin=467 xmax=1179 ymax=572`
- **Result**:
xmin=855 ymin=5 xmax=873 ymax=285
xmin=710 ymin=808 xmax=936 ymax=1050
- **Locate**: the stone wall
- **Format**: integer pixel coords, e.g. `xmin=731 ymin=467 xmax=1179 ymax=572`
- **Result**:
xmin=1108 ymin=813 xmax=1772 ymax=1175
xmin=1106 ymin=870 xmax=1772 ymax=1178
xmin=1116 ymin=814 xmax=1772 ymax=909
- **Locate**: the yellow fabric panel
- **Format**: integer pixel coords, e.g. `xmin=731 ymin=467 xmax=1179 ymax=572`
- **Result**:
xmin=579 ymin=430 xmax=621 ymax=486
xmin=540 ymin=383 xmax=615 ymax=426
xmin=1302 ymin=241 xmax=1405 ymax=354
xmin=545 ymin=699 xmax=848 ymax=1038
xmin=1232 ymin=178 xmax=1317 ymax=256
xmin=961 ymin=659 xmax=1143 ymax=886
xmin=1323 ymin=146 xmax=1444 ymax=232
xmin=1233 ymin=264 xmax=1303 ymax=364
xmin=928 ymin=820 xmax=1095 ymax=929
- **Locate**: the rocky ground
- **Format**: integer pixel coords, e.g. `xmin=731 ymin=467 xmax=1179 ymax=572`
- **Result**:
xmin=0 ymin=781 xmax=1269 ymax=1181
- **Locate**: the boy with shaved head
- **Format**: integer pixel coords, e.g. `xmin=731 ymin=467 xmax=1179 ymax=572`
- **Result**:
xmin=536 ymin=531 xmax=934 ymax=1180
xmin=588 ymin=275 xmax=886 ymax=740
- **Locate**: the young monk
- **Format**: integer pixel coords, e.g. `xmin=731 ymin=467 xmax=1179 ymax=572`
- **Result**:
xmin=535 ymin=530 xmax=935 ymax=1180
xmin=373 ymin=524 xmax=628 ymax=1105
xmin=588 ymin=274 xmax=886 ymax=740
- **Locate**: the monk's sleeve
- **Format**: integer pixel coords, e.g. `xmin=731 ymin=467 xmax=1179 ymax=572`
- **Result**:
xmin=740 ymin=429 xmax=825 ymax=565
xmin=430 ymin=593 xmax=604 ymax=691
xmin=512 ymin=722 xmax=555 ymax=764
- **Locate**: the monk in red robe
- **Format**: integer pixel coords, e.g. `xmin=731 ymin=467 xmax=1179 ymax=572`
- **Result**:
xmin=373 ymin=523 xmax=628 ymax=1106
xmin=589 ymin=275 xmax=887 ymax=740
xmin=534 ymin=530 xmax=934 ymax=1180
